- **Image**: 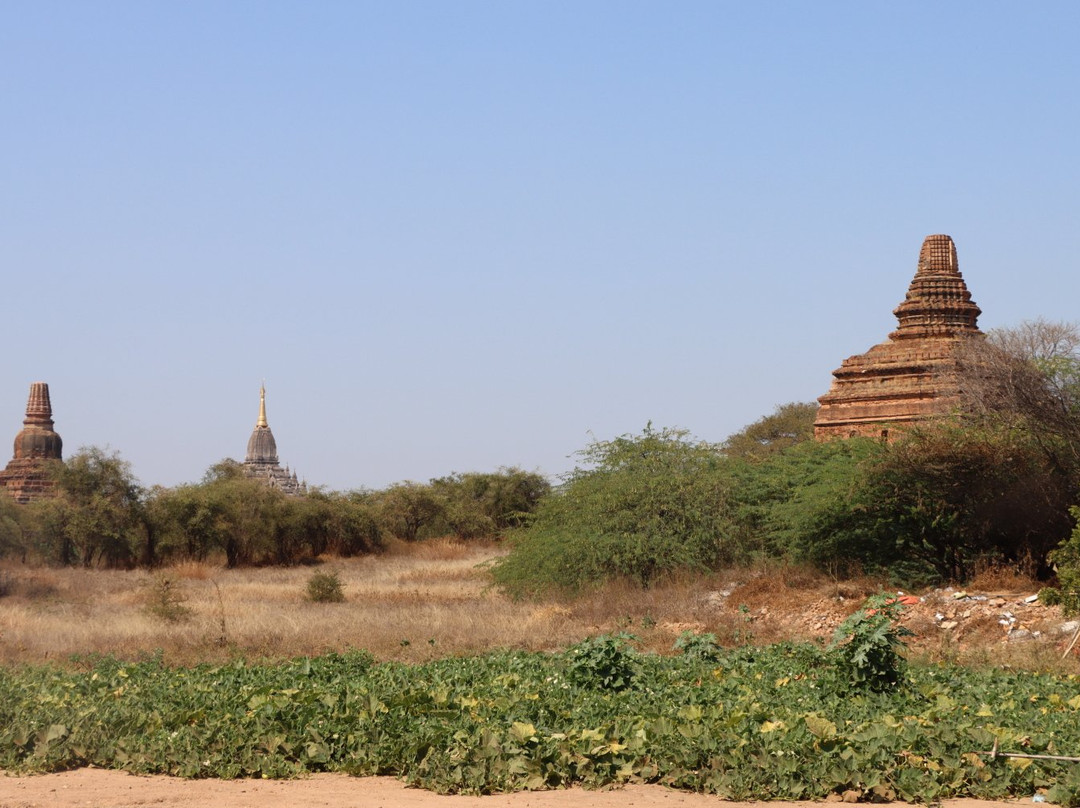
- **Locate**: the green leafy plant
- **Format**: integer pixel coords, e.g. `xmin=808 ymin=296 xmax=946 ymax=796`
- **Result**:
xmin=1039 ymin=586 xmax=1064 ymax=607
xmin=1048 ymin=765 xmax=1080 ymax=808
xmin=672 ymin=630 xmax=722 ymax=662
xmin=1048 ymin=507 xmax=1080 ymax=616
xmin=830 ymin=593 xmax=912 ymax=691
xmin=493 ymin=425 xmax=736 ymax=596
xmin=3 ymin=645 xmax=1080 ymax=800
xmin=565 ymin=633 xmax=639 ymax=692
xmin=305 ymin=570 xmax=345 ymax=603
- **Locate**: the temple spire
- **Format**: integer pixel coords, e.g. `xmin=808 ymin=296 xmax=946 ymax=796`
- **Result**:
xmin=890 ymin=234 xmax=981 ymax=340
xmin=915 ymin=233 xmax=960 ymax=276
xmin=814 ymin=234 xmax=985 ymax=441
xmin=256 ymin=384 xmax=268 ymax=428
xmin=0 ymin=381 xmax=63 ymax=503
xmin=242 ymin=384 xmax=301 ymax=494
xmin=23 ymin=382 xmax=55 ymax=429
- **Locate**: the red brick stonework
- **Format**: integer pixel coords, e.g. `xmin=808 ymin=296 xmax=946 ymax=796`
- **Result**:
xmin=813 ymin=235 xmax=983 ymax=441
xmin=0 ymin=382 xmax=63 ymax=503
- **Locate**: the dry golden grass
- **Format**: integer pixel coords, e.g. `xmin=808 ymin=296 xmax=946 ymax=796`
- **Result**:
xmin=966 ymin=560 xmax=1042 ymax=594
xmin=0 ymin=550 xmax=844 ymax=666
xmin=0 ymin=549 xmax=1074 ymax=672
xmin=0 ymin=544 xmax=599 ymax=666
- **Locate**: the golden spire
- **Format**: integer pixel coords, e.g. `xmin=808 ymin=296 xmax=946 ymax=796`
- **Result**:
xmin=257 ymin=384 xmax=268 ymax=428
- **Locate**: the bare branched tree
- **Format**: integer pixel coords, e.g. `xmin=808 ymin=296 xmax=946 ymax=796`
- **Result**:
xmin=986 ymin=317 xmax=1080 ymax=364
xmin=953 ymin=319 xmax=1080 ymax=468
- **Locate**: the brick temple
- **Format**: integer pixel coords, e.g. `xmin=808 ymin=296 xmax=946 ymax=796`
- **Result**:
xmin=813 ymin=234 xmax=983 ymax=441
xmin=0 ymin=382 xmax=64 ymax=503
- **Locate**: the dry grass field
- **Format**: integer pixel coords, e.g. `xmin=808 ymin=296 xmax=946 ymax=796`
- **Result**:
xmin=0 ymin=539 xmax=840 ymax=666
xmin=0 ymin=538 xmax=1071 ymax=670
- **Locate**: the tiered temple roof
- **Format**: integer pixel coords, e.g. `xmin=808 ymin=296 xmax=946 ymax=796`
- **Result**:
xmin=243 ymin=385 xmax=304 ymax=494
xmin=813 ymin=234 xmax=983 ymax=441
xmin=0 ymin=382 xmax=63 ymax=503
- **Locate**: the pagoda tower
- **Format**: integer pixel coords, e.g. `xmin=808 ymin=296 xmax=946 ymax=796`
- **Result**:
xmin=242 ymin=385 xmax=303 ymax=494
xmin=0 ymin=382 xmax=64 ymax=503
xmin=814 ymin=234 xmax=983 ymax=440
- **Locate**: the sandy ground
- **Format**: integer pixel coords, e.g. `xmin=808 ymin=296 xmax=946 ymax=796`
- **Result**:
xmin=0 ymin=770 xmax=1038 ymax=808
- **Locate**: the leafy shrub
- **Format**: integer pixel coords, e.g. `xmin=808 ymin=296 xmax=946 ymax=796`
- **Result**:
xmin=144 ymin=574 xmax=191 ymax=623
xmin=1039 ymin=586 xmax=1064 ymax=607
xmin=493 ymin=425 xmax=736 ymax=596
xmin=728 ymin=437 xmax=882 ymax=574
xmin=830 ymin=593 xmax=911 ymax=691
xmin=859 ymin=424 xmax=1071 ymax=583
xmin=430 ymin=469 xmax=551 ymax=540
xmin=564 ymin=633 xmax=638 ymax=692
xmin=1048 ymin=767 xmax=1080 ymax=808
xmin=306 ymin=570 xmax=345 ymax=603
xmin=1048 ymin=507 xmax=1080 ymax=616
xmin=672 ymin=630 xmax=722 ymax=662
xmin=732 ymin=420 xmax=1073 ymax=588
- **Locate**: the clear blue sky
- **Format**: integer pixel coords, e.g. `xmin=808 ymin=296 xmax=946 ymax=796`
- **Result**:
xmin=3 ymin=1 xmax=1078 ymax=490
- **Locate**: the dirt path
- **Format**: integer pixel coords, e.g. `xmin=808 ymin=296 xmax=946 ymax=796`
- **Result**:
xmin=0 ymin=770 xmax=1037 ymax=808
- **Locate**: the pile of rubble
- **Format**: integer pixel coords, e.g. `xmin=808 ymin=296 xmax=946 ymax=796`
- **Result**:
xmin=705 ymin=582 xmax=1080 ymax=654
xmin=901 ymin=587 xmax=1077 ymax=646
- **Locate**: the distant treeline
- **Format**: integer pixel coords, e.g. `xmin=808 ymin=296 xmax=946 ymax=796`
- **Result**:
xmin=0 ymin=457 xmax=549 ymax=568
xmin=3 ymin=319 xmax=1080 ymax=597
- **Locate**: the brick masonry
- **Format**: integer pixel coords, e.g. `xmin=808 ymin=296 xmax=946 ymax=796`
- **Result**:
xmin=814 ymin=235 xmax=983 ymax=441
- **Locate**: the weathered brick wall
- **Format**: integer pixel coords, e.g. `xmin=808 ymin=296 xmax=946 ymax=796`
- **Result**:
xmin=814 ymin=235 xmax=982 ymax=441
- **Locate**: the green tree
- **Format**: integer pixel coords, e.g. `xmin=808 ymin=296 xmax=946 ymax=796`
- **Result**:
xmin=430 ymin=468 xmax=550 ymax=540
xmin=145 ymin=482 xmax=223 ymax=562
xmin=25 ymin=447 xmax=145 ymax=567
xmin=0 ymin=494 xmax=26 ymax=560
xmin=728 ymin=436 xmax=882 ymax=573
xmin=205 ymin=474 xmax=285 ymax=567
xmin=722 ymin=401 xmax=820 ymax=460
xmin=725 ymin=418 xmax=1068 ymax=587
xmin=150 ymin=461 xmax=285 ymax=567
xmin=291 ymin=489 xmax=382 ymax=557
xmin=149 ymin=471 xmax=384 ymax=566
xmin=372 ymin=482 xmax=445 ymax=541
xmin=493 ymin=425 xmax=735 ymax=596
xmin=860 ymin=423 xmax=1071 ymax=582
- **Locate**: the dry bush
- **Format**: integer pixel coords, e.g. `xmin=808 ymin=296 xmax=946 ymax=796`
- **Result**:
xmin=0 ymin=566 xmax=61 ymax=600
xmin=915 ymin=633 xmax=1077 ymax=675
xmin=143 ymin=574 xmax=192 ymax=623
xmin=564 ymin=572 xmax=715 ymax=630
xmin=170 ymin=560 xmax=219 ymax=581
xmin=305 ymin=569 xmax=346 ymax=603
xmin=720 ymin=563 xmax=881 ymax=611
xmin=382 ymin=536 xmax=478 ymax=561
xmin=951 ymin=613 xmax=1007 ymax=645
xmin=968 ymin=560 xmax=1041 ymax=594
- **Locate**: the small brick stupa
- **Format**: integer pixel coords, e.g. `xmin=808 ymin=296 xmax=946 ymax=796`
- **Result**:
xmin=813 ymin=234 xmax=983 ymax=441
xmin=0 ymin=382 xmax=64 ymax=503
xmin=243 ymin=385 xmax=304 ymax=494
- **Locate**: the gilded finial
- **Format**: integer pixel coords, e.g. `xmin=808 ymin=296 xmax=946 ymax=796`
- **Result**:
xmin=257 ymin=384 xmax=268 ymax=428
